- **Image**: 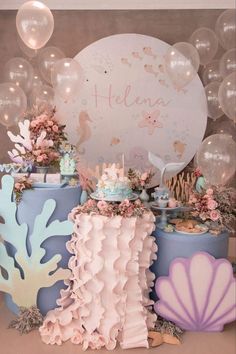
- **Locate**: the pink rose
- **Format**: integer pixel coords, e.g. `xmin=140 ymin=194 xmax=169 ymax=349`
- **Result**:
xmin=47 ymin=120 xmax=54 ymax=126
xmin=207 ymin=199 xmax=218 ymax=210
xmin=141 ymin=172 xmax=148 ymax=181
xmin=97 ymin=200 xmax=108 ymax=210
xmin=206 ymin=188 xmax=214 ymax=196
xmin=52 ymin=125 xmax=59 ymax=132
xmin=86 ymin=199 xmax=96 ymax=208
xmin=36 ymin=155 xmax=44 ymax=162
xmin=14 ymin=182 xmax=21 ymax=190
xmin=210 ymin=209 xmax=221 ymax=221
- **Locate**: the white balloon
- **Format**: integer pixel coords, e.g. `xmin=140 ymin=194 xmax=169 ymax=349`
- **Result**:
xmin=16 ymin=1 xmax=54 ymax=50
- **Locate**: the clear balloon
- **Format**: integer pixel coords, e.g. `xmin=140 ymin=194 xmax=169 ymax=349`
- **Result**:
xmin=51 ymin=58 xmax=84 ymax=101
xmin=218 ymin=72 xmax=236 ymax=121
xmin=29 ymin=84 xmax=54 ymax=109
xmin=0 ymin=83 xmax=27 ymax=127
xmin=209 ymin=115 xmax=236 ymax=141
xmin=189 ymin=27 xmax=218 ymax=66
xmin=16 ymin=1 xmax=54 ymax=50
xmin=37 ymin=46 xmax=65 ymax=84
xmin=165 ymin=42 xmax=200 ymax=90
xmin=219 ymin=49 xmax=236 ymax=78
xmin=215 ymin=10 xmax=236 ymax=50
xmin=4 ymin=57 xmax=34 ymax=93
xmin=17 ymin=34 xmax=37 ymax=59
xmin=202 ymin=60 xmax=222 ymax=85
xmin=196 ymin=134 xmax=236 ymax=186
xmin=205 ymin=81 xmax=223 ymax=120
xmin=31 ymin=69 xmax=44 ymax=90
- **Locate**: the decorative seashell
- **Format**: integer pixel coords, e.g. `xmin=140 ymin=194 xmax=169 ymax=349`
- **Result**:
xmin=154 ymin=252 xmax=236 ymax=332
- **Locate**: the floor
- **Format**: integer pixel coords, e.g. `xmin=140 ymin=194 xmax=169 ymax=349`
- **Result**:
xmin=0 ymin=294 xmax=235 ymax=354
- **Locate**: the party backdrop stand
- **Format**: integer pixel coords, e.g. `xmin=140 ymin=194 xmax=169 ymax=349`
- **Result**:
xmin=40 ymin=207 xmax=158 ymax=350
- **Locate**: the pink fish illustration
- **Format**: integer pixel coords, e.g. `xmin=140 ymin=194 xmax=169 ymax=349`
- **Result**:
xmin=159 ymin=79 xmax=169 ymax=88
xmin=132 ymin=51 xmax=143 ymax=60
xmin=121 ymin=58 xmax=131 ymax=67
xmin=110 ymin=137 xmax=120 ymax=146
xmin=138 ymin=110 xmax=163 ymax=135
xmin=144 ymin=64 xmax=158 ymax=77
xmin=143 ymin=47 xmax=157 ymax=59
xmin=76 ymin=111 xmax=92 ymax=150
xmin=173 ymin=140 xmax=186 ymax=158
xmin=158 ymin=64 xmax=165 ymax=73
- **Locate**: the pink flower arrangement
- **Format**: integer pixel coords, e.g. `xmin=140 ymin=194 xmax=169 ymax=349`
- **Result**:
xmin=70 ymin=198 xmax=148 ymax=218
xmin=14 ymin=176 xmax=33 ymax=204
xmin=188 ymin=188 xmax=221 ymax=224
xmin=128 ymin=168 xmax=154 ymax=190
xmin=8 ymin=107 xmax=67 ymax=167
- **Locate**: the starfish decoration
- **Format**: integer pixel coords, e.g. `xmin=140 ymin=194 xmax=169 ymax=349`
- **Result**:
xmin=138 ymin=110 xmax=163 ymax=135
xmin=148 ymin=331 xmax=181 ymax=347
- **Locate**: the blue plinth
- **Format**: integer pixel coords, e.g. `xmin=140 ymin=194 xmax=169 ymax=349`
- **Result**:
xmin=150 ymin=226 xmax=229 ymax=301
xmin=5 ymin=185 xmax=81 ymax=316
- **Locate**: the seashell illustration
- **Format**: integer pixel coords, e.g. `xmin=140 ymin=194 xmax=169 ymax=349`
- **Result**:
xmin=154 ymin=252 xmax=236 ymax=332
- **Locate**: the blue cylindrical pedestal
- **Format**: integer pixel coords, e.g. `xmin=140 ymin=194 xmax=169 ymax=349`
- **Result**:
xmin=5 ymin=185 xmax=81 ymax=316
xmin=150 ymin=227 xmax=229 ymax=300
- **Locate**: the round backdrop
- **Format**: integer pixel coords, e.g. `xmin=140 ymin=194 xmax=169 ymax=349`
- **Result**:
xmin=55 ymin=34 xmax=207 ymax=185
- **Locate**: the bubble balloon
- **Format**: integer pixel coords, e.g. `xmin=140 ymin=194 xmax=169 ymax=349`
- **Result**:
xmin=209 ymin=115 xmax=236 ymax=141
xmin=31 ymin=69 xmax=44 ymax=90
xmin=189 ymin=27 xmax=218 ymax=66
xmin=202 ymin=60 xmax=222 ymax=85
xmin=0 ymin=83 xmax=27 ymax=127
xmin=16 ymin=1 xmax=54 ymax=50
xmin=29 ymin=84 xmax=54 ymax=109
xmin=205 ymin=81 xmax=223 ymax=120
xmin=219 ymin=49 xmax=236 ymax=78
xmin=51 ymin=58 xmax=84 ymax=101
xmin=196 ymin=134 xmax=236 ymax=186
xmin=215 ymin=9 xmax=236 ymax=50
xmin=218 ymin=72 xmax=236 ymax=121
xmin=4 ymin=57 xmax=34 ymax=93
xmin=17 ymin=34 xmax=37 ymax=59
xmin=165 ymin=42 xmax=200 ymax=90
xmin=38 ymin=46 xmax=65 ymax=84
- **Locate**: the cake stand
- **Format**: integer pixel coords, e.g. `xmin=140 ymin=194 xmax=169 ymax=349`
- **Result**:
xmin=150 ymin=202 xmax=191 ymax=229
xmin=90 ymin=192 xmax=139 ymax=202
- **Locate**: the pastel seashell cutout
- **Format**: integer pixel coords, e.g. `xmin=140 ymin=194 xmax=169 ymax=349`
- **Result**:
xmin=154 ymin=252 xmax=236 ymax=332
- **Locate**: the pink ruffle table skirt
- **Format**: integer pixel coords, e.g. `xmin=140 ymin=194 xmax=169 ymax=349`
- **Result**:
xmin=40 ymin=210 xmax=157 ymax=350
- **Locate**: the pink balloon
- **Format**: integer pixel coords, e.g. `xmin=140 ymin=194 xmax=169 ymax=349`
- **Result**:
xmin=16 ymin=1 xmax=54 ymax=50
xmin=218 ymin=72 xmax=236 ymax=121
xmin=4 ymin=57 xmax=34 ymax=93
xmin=51 ymin=58 xmax=84 ymax=101
xmin=189 ymin=27 xmax=218 ymax=66
xmin=205 ymin=81 xmax=223 ymax=120
xmin=38 ymin=46 xmax=65 ymax=84
xmin=202 ymin=60 xmax=222 ymax=85
xmin=0 ymin=83 xmax=27 ymax=127
xmin=215 ymin=10 xmax=236 ymax=50
xmin=219 ymin=49 xmax=236 ymax=78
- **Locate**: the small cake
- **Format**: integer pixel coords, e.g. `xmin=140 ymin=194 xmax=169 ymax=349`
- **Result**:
xmin=93 ymin=163 xmax=133 ymax=201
